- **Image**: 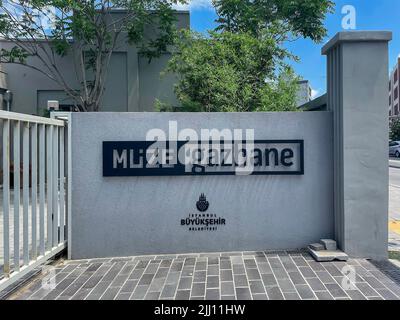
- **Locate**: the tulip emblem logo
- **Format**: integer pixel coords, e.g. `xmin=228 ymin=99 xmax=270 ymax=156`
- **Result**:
xmin=196 ymin=194 xmax=209 ymax=212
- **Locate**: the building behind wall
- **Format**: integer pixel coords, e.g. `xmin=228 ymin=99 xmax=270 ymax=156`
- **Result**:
xmin=296 ymin=80 xmax=313 ymax=107
xmin=389 ymin=56 xmax=400 ymax=120
xmin=0 ymin=10 xmax=190 ymax=115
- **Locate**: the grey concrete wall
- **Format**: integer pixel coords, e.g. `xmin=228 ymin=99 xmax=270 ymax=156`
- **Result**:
xmin=0 ymin=11 xmax=189 ymax=115
xmin=323 ymin=31 xmax=391 ymax=260
xmin=69 ymin=112 xmax=334 ymax=259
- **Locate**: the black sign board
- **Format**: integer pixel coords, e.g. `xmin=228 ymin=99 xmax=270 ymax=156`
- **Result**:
xmin=103 ymin=140 xmax=304 ymax=177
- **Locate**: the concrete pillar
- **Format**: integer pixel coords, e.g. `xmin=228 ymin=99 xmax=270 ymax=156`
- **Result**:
xmin=323 ymin=31 xmax=392 ymax=260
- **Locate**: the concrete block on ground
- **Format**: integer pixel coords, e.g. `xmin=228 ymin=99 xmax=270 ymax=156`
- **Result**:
xmin=308 ymin=248 xmax=349 ymax=262
xmin=309 ymin=243 xmax=325 ymax=251
xmin=320 ymin=239 xmax=337 ymax=251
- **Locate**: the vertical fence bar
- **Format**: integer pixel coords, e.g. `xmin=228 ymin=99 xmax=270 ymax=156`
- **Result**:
xmin=39 ymin=124 xmax=45 ymax=256
xmin=46 ymin=125 xmax=53 ymax=250
xmin=13 ymin=121 xmax=21 ymax=272
xmin=52 ymin=126 xmax=59 ymax=246
xmin=59 ymin=127 xmax=65 ymax=243
xmin=31 ymin=123 xmax=38 ymax=259
xmin=22 ymin=122 xmax=29 ymax=266
xmin=2 ymin=119 xmax=10 ymax=276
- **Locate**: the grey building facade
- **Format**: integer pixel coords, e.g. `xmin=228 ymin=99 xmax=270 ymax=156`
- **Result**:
xmin=0 ymin=11 xmax=190 ymax=116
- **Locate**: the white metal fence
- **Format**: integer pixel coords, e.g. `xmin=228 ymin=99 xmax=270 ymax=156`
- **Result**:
xmin=0 ymin=110 xmax=67 ymax=292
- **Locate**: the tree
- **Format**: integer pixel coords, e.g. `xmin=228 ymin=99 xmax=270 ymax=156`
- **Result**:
xmin=160 ymin=0 xmax=334 ymax=112
xmin=0 ymin=0 xmax=185 ymax=111
xmin=213 ymin=0 xmax=335 ymax=42
xmin=390 ymin=118 xmax=400 ymax=141
xmin=159 ymin=30 xmax=299 ymax=112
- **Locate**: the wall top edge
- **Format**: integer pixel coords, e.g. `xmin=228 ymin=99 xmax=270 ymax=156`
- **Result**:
xmin=322 ymin=31 xmax=392 ymax=55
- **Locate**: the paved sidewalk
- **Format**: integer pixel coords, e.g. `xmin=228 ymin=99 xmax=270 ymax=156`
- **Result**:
xmin=4 ymin=250 xmax=400 ymax=300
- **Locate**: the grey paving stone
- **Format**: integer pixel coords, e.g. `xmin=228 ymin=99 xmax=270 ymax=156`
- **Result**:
xmin=315 ymin=291 xmax=334 ymax=300
xmin=376 ymin=288 xmax=399 ymax=300
xmin=208 ymin=257 xmax=219 ymax=265
xmin=192 ymin=283 xmax=206 ymax=297
xmin=165 ymin=272 xmax=180 ymax=285
xmin=170 ymin=262 xmax=184 ymax=272
xmin=144 ymin=291 xmax=161 ymax=300
xmin=221 ymin=269 xmax=233 ymax=282
xmin=155 ymin=268 xmax=169 ymax=279
xmin=207 ymin=265 xmax=219 ymax=276
xmin=315 ymin=271 xmax=336 ymax=284
xmin=298 ymin=266 xmax=317 ymax=279
xmin=181 ymin=267 xmax=195 ymax=277
xmin=207 ymin=276 xmax=219 ymax=289
xmin=272 ymin=268 xmax=289 ymax=280
xmin=257 ymin=263 xmax=272 ymax=274
xmin=195 ymin=261 xmax=207 ymax=271
xmin=70 ymin=288 xmax=93 ymax=300
xmin=266 ymin=286 xmax=284 ymax=300
xmin=221 ymin=295 xmax=236 ymax=300
xmin=138 ymin=273 xmax=155 ymax=286
xmin=160 ymin=260 xmax=173 ymax=268
xmin=362 ymin=276 xmax=386 ymax=290
xmin=129 ymin=268 xmax=145 ymax=280
xmin=247 ymin=268 xmax=261 ymax=280
xmin=283 ymin=292 xmax=301 ymax=300
xmin=355 ymin=282 xmax=380 ymax=298
xmin=292 ymin=257 xmax=309 ymax=267
xmin=206 ymin=288 xmax=220 ymax=300
xmin=277 ymin=278 xmax=296 ymax=293
xmin=295 ymin=284 xmax=316 ymax=300
xmin=178 ymin=277 xmax=192 ymax=290
xmin=190 ymin=296 xmax=205 ymax=300
xmin=252 ymin=293 xmax=268 ymax=300
xmin=325 ymin=283 xmax=348 ymax=298
xmin=306 ymin=277 xmax=326 ymax=291
xmin=345 ymin=290 xmax=367 ymax=300
xmin=244 ymin=259 xmax=257 ymax=269
xmin=234 ymin=274 xmax=248 ymax=287
xmin=324 ymin=265 xmax=343 ymax=277
xmin=184 ymin=258 xmax=196 ymax=267
xmin=220 ymin=260 xmax=232 ymax=270
xmin=262 ymin=274 xmax=277 ymax=287
xmin=288 ymin=271 xmax=307 ymax=285
xmin=120 ymin=280 xmax=138 ymax=293
xmin=233 ymin=264 xmax=246 ymax=275
xmin=249 ymin=281 xmax=265 ymax=294
xmin=131 ymin=285 xmax=149 ymax=300
xmin=160 ymin=284 xmax=177 ymax=299
xmin=176 ymin=290 xmax=191 ymax=300
xmin=100 ymin=286 xmax=121 ymax=300
xmin=221 ymin=282 xmax=235 ymax=296
xmin=148 ymin=277 xmax=166 ymax=293
xmin=115 ymin=292 xmax=131 ymax=300
xmin=236 ymin=287 xmax=252 ymax=300
xmin=231 ymin=256 xmax=244 ymax=265
xmin=193 ymin=271 xmax=206 ymax=283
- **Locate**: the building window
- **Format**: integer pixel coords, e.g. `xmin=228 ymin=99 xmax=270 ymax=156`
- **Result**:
xmin=390 ymin=80 xmax=392 ymax=91
xmin=390 ymin=96 xmax=392 ymax=105
xmin=395 ymin=69 xmax=398 ymax=84
xmin=395 ymin=88 xmax=399 ymax=101
xmin=396 ymin=104 xmax=399 ymax=115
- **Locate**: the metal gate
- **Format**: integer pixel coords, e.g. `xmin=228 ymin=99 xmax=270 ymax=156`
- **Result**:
xmin=0 ymin=110 xmax=67 ymax=292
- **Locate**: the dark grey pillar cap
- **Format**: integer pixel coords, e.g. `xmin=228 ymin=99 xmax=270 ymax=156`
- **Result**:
xmin=322 ymin=31 xmax=392 ymax=55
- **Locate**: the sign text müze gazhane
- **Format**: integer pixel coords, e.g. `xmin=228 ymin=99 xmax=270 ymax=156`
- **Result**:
xmin=103 ymin=140 xmax=304 ymax=176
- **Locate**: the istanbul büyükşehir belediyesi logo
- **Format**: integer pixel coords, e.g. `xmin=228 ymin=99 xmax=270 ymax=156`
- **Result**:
xmin=196 ymin=193 xmax=209 ymax=212
xmin=181 ymin=194 xmax=226 ymax=232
